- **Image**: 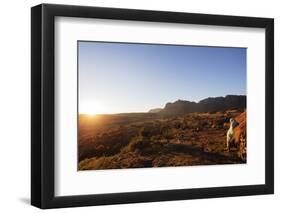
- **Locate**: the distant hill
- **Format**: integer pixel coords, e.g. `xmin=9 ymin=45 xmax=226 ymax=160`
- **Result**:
xmin=148 ymin=108 xmax=163 ymax=113
xmin=149 ymin=95 xmax=246 ymax=115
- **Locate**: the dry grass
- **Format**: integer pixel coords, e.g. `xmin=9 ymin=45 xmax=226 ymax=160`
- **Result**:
xmin=78 ymin=110 xmax=246 ymax=170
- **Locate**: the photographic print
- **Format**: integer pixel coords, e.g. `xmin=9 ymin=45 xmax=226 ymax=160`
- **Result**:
xmin=78 ymin=41 xmax=247 ymax=171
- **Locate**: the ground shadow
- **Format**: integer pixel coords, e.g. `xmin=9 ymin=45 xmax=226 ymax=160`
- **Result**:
xmin=19 ymin=197 xmax=30 ymax=205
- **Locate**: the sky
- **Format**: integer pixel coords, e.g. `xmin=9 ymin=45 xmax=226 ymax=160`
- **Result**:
xmin=78 ymin=41 xmax=246 ymax=115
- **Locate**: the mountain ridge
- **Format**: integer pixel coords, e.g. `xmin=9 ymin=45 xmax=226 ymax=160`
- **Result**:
xmin=149 ymin=95 xmax=246 ymax=115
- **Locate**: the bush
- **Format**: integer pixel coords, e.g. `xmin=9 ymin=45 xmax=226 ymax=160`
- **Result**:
xmin=139 ymin=126 xmax=151 ymax=138
xmin=121 ymin=135 xmax=144 ymax=153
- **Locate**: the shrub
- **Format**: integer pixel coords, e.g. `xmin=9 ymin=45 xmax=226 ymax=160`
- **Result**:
xmin=150 ymin=134 xmax=161 ymax=141
xmin=121 ymin=135 xmax=144 ymax=153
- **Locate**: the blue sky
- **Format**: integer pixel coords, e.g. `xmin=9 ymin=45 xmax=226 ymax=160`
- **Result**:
xmin=78 ymin=41 xmax=246 ymax=114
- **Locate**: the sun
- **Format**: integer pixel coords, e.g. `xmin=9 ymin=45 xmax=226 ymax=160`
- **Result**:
xmin=80 ymin=100 xmax=106 ymax=116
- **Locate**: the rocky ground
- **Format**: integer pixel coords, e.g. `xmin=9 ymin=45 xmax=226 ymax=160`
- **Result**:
xmin=78 ymin=110 xmax=246 ymax=170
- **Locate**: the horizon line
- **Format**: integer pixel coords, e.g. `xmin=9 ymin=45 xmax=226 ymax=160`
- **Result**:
xmin=78 ymin=94 xmax=246 ymax=115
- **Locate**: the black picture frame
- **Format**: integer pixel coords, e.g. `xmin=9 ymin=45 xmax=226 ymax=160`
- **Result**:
xmin=31 ymin=3 xmax=274 ymax=209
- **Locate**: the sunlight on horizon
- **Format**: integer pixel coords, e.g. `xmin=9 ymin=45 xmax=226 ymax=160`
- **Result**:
xmin=79 ymin=100 xmax=108 ymax=115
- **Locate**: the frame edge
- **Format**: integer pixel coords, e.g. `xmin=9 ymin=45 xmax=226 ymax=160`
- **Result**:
xmin=31 ymin=4 xmax=43 ymax=208
xmin=265 ymin=18 xmax=274 ymax=194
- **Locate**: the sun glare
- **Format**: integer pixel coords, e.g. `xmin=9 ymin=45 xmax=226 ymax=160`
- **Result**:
xmin=80 ymin=100 xmax=106 ymax=116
